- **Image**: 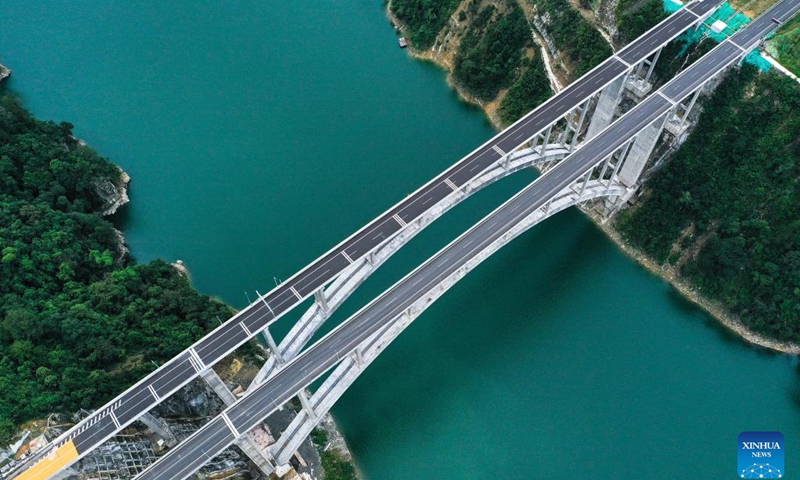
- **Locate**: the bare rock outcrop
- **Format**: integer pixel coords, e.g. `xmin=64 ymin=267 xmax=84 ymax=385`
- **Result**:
xmin=0 ymin=63 xmax=11 ymax=82
xmin=95 ymin=168 xmax=131 ymax=216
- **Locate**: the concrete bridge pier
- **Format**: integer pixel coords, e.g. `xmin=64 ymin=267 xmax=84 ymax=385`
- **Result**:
xmin=627 ymin=47 xmax=662 ymax=99
xmin=198 ymin=369 xmax=277 ymax=475
xmin=617 ymin=110 xmax=672 ymax=188
xmin=558 ymin=98 xmax=593 ymax=152
xmin=586 ymin=74 xmax=628 ymax=139
xmin=139 ymin=412 xmax=177 ymax=448
xmin=665 ymin=88 xmax=702 ymax=137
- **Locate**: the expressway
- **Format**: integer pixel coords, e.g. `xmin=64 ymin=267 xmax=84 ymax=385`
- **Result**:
xmin=132 ymin=0 xmax=800 ymax=477
xmin=10 ymin=2 xmax=723 ymax=479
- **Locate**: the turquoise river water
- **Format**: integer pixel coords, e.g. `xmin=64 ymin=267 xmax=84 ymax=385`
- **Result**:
xmin=1 ymin=1 xmax=797 ymax=478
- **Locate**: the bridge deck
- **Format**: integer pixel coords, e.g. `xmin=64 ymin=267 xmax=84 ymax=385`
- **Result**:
xmin=10 ymin=1 xmax=727 ymax=478
xmin=130 ymin=0 xmax=800 ymax=478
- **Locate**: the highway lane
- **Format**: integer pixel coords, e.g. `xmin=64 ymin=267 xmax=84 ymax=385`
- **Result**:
xmin=10 ymin=3 xmax=724 ymax=478
xmin=131 ymin=1 xmax=800 ymax=477
xmin=135 ymin=147 xmax=603 ymax=480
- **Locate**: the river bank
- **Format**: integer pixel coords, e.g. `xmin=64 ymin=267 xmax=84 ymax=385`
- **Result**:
xmin=385 ymin=3 xmax=508 ymax=129
xmin=387 ymin=5 xmax=800 ymax=356
xmin=585 ymin=208 xmax=800 ymax=354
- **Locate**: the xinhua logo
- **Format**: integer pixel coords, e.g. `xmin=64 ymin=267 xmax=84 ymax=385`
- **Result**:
xmin=738 ymin=432 xmax=784 ymax=478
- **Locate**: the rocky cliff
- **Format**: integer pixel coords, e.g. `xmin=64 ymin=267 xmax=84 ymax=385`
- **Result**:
xmin=0 ymin=63 xmax=10 ymax=82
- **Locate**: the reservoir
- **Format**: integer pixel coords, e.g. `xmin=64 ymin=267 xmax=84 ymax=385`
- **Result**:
xmin=1 ymin=1 xmax=796 ymax=478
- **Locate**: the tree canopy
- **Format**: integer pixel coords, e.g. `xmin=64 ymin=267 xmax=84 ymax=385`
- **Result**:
xmin=0 ymin=95 xmax=232 ymax=443
xmin=453 ymin=4 xmax=531 ymax=101
xmin=617 ymin=66 xmax=800 ymax=343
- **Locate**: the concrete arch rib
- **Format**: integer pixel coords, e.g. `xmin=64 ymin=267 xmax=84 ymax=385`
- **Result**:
xmin=266 ymin=179 xmax=626 ymax=466
xmin=251 ymin=144 xmax=572 ymax=387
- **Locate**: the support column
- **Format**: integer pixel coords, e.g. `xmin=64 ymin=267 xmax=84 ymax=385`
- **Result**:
xmin=666 ymin=88 xmax=701 ymax=137
xmin=644 ymin=48 xmax=661 ymax=84
xmin=251 ymin=258 xmax=372 ymax=388
xmin=296 ymin=391 xmax=317 ymax=420
xmin=314 ymin=289 xmax=329 ymax=315
xmin=578 ymin=168 xmax=592 ymax=197
xmin=257 ymin=290 xmax=286 ymax=365
xmin=570 ymin=100 xmax=590 ymax=152
xmin=537 ymin=126 xmax=552 ymax=156
xmin=139 ymin=412 xmax=177 ymax=447
xmin=199 ymin=368 xmax=276 ymax=475
xmin=586 ymin=74 xmax=626 ymax=139
xmin=558 ymin=99 xmax=591 ymax=152
xmin=268 ymin=318 xmax=403 ymax=468
xmin=627 ymin=48 xmax=661 ymax=99
xmin=617 ymin=111 xmax=671 ymax=187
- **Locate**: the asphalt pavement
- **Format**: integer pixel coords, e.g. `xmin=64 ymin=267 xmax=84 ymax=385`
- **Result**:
xmin=132 ymin=1 xmax=800 ymax=477
xmin=9 ymin=1 xmax=730 ymax=478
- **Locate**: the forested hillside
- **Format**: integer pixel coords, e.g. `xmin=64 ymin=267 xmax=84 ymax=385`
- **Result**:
xmin=0 ymin=96 xmax=231 ymax=443
xmin=617 ymin=66 xmax=800 ymax=343
xmin=616 ymin=0 xmax=668 ymax=44
xmin=452 ymin=4 xmax=531 ymax=101
xmin=529 ymin=0 xmax=612 ymax=77
xmin=388 ymin=0 xmax=665 ymax=125
xmin=389 ymin=0 xmax=462 ymax=49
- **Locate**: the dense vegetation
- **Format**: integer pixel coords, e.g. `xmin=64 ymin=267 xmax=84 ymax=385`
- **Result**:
xmin=310 ymin=428 xmax=358 ymax=480
xmin=453 ymin=4 xmax=531 ymax=101
xmin=389 ymin=0 xmax=462 ymax=49
xmin=0 ymin=95 xmax=231 ymax=443
xmin=530 ymin=0 xmax=612 ymax=77
xmin=617 ymin=66 xmax=800 ymax=342
xmin=768 ymin=15 xmax=800 ymax=76
xmin=498 ymin=54 xmax=553 ymax=124
xmin=321 ymin=451 xmax=358 ymax=480
xmin=616 ymin=0 xmax=668 ymax=45
xmin=651 ymin=38 xmax=717 ymax=87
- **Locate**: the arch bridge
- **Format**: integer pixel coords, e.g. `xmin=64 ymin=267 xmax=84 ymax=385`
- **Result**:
xmin=10 ymin=0 xmax=799 ymax=477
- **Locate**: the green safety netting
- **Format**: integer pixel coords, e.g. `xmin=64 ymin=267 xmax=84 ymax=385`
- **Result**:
xmin=661 ymin=0 xmax=772 ymax=71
